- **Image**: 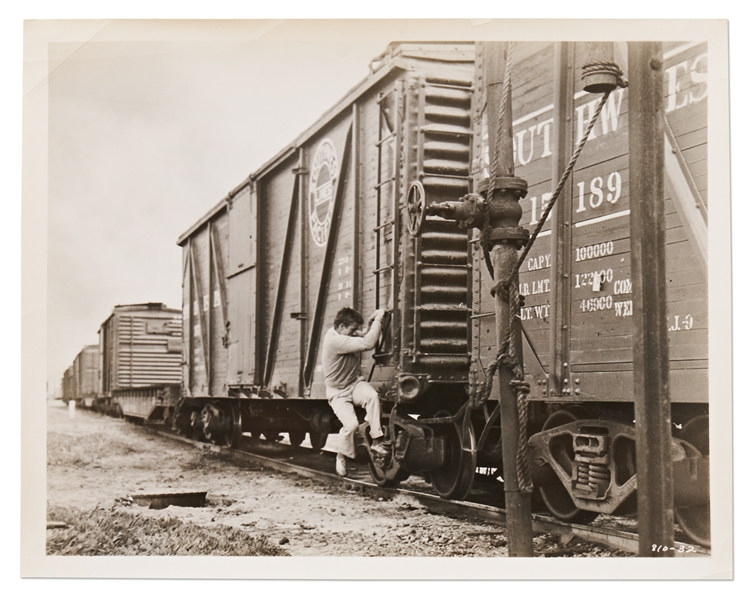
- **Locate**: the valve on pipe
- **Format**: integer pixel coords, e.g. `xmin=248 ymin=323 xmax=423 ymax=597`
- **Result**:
xmin=425 ymin=193 xmax=486 ymax=231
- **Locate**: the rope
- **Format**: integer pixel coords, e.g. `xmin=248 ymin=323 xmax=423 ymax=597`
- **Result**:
xmin=478 ymin=71 xmax=618 ymax=496
xmin=582 ymin=61 xmax=629 ymax=90
xmin=487 ymin=42 xmax=514 ymax=199
xmin=508 ymin=88 xmax=612 ymax=287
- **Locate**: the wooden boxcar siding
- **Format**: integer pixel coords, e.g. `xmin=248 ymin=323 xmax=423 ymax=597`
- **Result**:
xmin=210 ymin=214 xmax=231 ymax=395
xmin=306 ymin=118 xmax=359 ymax=398
xmin=359 ymin=81 xmax=398 ymax=341
xmin=226 ymin=186 xmax=257 ymax=386
xmin=663 ymin=42 xmax=708 ymax=206
xmin=473 ymin=43 xmax=558 ymax=379
xmin=567 ymin=46 xmax=632 ymax=391
xmin=182 ymin=242 xmax=191 ymax=391
xmin=189 ymin=223 xmax=211 ymax=394
xmin=471 ymin=41 xmax=707 ymax=405
xmin=182 ymin=209 xmax=231 ymax=397
xmin=258 ymin=155 xmax=302 ymax=395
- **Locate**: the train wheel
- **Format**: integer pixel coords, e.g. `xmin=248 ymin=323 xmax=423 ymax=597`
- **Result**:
xmin=675 ymin=415 xmax=710 ymax=547
xmin=288 ymin=431 xmax=306 ymax=447
xmin=427 ymin=411 xmax=477 ymax=501
xmin=309 ymin=430 xmax=329 ymax=451
xmin=222 ymin=402 xmax=243 ymax=449
xmin=538 ymin=408 xmax=598 ymax=525
xmin=111 ymin=402 xmax=123 ymax=419
xmin=188 ymin=410 xmax=206 ymax=441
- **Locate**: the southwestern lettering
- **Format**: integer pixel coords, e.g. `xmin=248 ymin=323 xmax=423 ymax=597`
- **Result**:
xmin=575 ymin=88 xmax=626 ymax=143
xmin=479 ymin=45 xmax=706 ymax=176
xmin=665 ymin=53 xmax=707 ymax=113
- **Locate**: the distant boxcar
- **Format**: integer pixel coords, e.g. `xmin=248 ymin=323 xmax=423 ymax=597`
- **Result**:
xmin=60 ymin=345 xmax=99 ymax=407
xmin=60 ymin=366 xmax=75 ymax=405
xmin=98 ymin=302 xmax=183 ymax=421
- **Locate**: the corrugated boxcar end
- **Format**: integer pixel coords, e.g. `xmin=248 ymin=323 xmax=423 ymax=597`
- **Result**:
xmin=393 ymin=55 xmax=476 ymax=405
xmin=75 ymin=345 xmax=100 ymax=406
xmin=99 ymin=303 xmax=183 ymax=395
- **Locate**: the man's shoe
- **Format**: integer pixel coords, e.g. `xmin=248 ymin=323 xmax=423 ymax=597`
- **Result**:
xmin=335 ymin=453 xmax=348 ymax=477
xmin=370 ymin=443 xmax=390 ymax=457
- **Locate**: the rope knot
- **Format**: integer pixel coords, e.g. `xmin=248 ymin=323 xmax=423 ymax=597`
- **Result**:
xmin=510 ymin=378 xmax=531 ymax=397
xmin=582 ymin=61 xmax=628 ymax=89
xmin=490 ymin=279 xmax=510 ymax=299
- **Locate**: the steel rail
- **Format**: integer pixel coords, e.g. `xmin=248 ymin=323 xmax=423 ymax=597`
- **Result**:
xmin=153 ymin=429 xmax=707 ymax=557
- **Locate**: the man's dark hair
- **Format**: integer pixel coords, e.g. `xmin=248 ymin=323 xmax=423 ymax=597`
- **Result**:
xmin=334 ymin=307 xmax=364 ymax=329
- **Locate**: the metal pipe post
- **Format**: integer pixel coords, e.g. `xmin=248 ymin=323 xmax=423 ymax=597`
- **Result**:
xmin=549 ymin=42 xmax=574 ymax=396
xmin=628 ymin=41 xmax=675 ymax=557
xmin=483 ymin=41 xmax=535 ymax=557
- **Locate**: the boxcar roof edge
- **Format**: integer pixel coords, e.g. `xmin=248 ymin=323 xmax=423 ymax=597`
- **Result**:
xmin=177 ymin=57 xmax=417 ymax=246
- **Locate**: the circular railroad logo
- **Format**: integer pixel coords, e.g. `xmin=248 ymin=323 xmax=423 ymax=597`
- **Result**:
xmin=309 ymin=138 xmax=338 ymax=247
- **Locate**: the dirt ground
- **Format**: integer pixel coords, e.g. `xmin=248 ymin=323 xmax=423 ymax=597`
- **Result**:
xmin=46 ymin=401 xmax=623 ymax=557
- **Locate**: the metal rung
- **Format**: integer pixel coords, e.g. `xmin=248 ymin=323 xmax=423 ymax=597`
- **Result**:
xmin=373 ymin=264 xmax=394 ymax=274
xmin=469 ymin=312 xmax=496 ymax=320
xmin=413 ymin=351 xmax=469 ymax=356
xmin=419 ymin=171 xmax=471 ymax=181
xmin=417 ymin=261 xmax=470 ymax=270
xmin=424 ymin=79 xmax=474 ymax=90
xmin=418 ymin=126 xmax=472 ymax=136
xmin=375 ymin=133 xmax=396 ymax=147
xmin=374 ymin=177 xmax=396 ymax=189
xmin=373 ymin=220 xmax=395 ymax=232
xmin=376 ymin=89 xmax=397 ymax=104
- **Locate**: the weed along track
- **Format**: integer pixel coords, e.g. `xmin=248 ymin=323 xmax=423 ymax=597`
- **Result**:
xmin=48 ymin=401 xmax=647 ymax=557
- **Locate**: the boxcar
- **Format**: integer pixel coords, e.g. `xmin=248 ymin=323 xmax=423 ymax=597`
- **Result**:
xmin=468 ymin=42 xmax=709 ymax=544
xmin=60 ymin=366 xmax=75 ymax=405
xmin=176 ymin=41 xmax=709 ymax=543
xmin=98 ymin=303 xmax=183 ymax=421
xmin=59 ymin=345 xmax=99 ymax=407
xmin=177 ymin=42 xmax=477 ymax=452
